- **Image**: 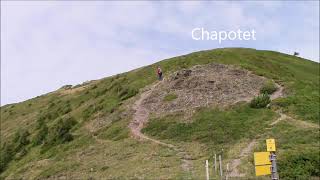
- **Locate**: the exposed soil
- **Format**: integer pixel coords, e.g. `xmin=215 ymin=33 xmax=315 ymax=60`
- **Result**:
xmin=129 ymin=82 xmax=193 ymax=174
xmin=128 ymin=63 xmax=292 ymax=177
xmin=228 ymin=140 xmax=257 ymax=177
xmin=142 ymin=63 xmax=268 ymax=118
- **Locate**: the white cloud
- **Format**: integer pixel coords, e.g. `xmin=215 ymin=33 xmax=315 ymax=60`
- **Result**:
xmin=1 ymin=1 xmax=319 ymax=105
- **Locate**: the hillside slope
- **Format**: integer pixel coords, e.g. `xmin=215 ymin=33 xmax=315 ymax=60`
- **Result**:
xmin=1 ymin=48 xmax=319 ymax=179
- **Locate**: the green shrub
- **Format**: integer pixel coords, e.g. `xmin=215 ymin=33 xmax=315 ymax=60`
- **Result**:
xmin=82 ymin=104 xmax=99 ymax=120
xmin=118 ymin=87 xmax=138 ymax=100
xmin=45 ymin=117 xmax=77 ymax=146
xmin=33 ymin=124 xmax=48 ymax=145
xmin=278 ymin=150 xmax=319 ymax=179
xmin=0 ymin=143 xmax=14 ymax=173
xmin=163 ymin=93 xmax=178 ymax=102
xmin=260 ymin=80 xmax=277 ymax=94
xmin=250 ymin=94 xmax=271 ymax=108
xmin=0 ymin=129 xmax=31 ymax=173
xmin=56 ymin=102 xmax=72 ymax=115
xmin=13 ymin=129 xmax=30 ymax=150
xmin=36 ymin=116 xmax=46 ymax=129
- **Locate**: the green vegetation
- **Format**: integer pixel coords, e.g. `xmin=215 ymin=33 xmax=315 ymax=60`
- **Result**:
xmin=279 ymin=150 xmax=319 ymax=179
xmin=43 ymin=117 xmax=77 ymax=147
xmin=260 ymin=80 xmax=277 ymax=94
xmin=163 ymin=93 xmax=178 ymax=102
xmin=0 ymin=129 xmax=31 ymax=173
xmin=97 ymin=119 xmax=129 ymax=141
xmin=143 ymin=105 xmax=276 ymax=151
xmin=267 ymin=121 xmax=319 ymax=179
xmin=250 ymin=94 xmax=271 ymax=108
xmin=0 ymin=48 xmax=319 ymax=179
xmin=33 ymin=123 xmax=48 ymax=146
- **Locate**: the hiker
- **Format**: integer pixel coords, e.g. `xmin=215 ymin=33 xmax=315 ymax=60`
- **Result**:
xmin=157 ymin=66 xmax=163 ymax=80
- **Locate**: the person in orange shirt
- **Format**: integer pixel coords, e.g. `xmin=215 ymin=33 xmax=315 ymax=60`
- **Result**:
xmin=157 ymin=66 xmax=163 ymax=80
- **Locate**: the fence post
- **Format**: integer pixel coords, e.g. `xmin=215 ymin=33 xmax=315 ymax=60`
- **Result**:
xmin=219 ymin=155 xmax=223 ymax=179
xmin=214 ymin=154 xmax=217 ymax=174
xmin=206 ymin=160 xmax=210 ymax=180
xmin=226 ymin=163 xmax=229 ymax=180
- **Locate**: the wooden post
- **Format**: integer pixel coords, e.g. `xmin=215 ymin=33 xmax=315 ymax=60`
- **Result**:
xmin=214 ymin=154 xmax=217 ymax=173
xmin=226 ymin=163 xmax=229 ymax=180
xmin=206 ymin=160 xmax=210 ymax=180
xmin=219 ymin=155 xmax=223 ymax=178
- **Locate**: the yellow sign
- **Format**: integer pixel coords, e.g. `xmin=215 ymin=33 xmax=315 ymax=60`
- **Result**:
xmin=254 ymin=152 xmax=271 ymax=166
xmin=266 ymin=139 xmax=276 ymax=152
xmin=255 ymin=165 xmax=271 ymax=176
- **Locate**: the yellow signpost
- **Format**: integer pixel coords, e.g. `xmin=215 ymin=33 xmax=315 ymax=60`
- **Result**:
xmin=255 ymin=165 xmax=272 ymax=176
xmin=254 ymin=152 xmax=271 ymax=166
xmin=266 ymin=139 xmax=276 ymax=152
xmin=254 ymin=152 xmax=271 ymax=176
xmin=254 ymin=139 xmax=278 ymax=178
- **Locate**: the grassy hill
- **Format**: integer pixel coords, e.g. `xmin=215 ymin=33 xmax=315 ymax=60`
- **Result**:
xmin=1 ymin=48 xmax=319 ymax=179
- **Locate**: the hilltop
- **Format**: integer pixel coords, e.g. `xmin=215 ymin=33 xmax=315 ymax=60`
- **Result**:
xmin=1 ymin=48 xmax=319 ymax=179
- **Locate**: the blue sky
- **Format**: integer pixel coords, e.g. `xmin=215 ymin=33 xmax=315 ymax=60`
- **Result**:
xmin=1 ymin=1 xmax=319 ymax=105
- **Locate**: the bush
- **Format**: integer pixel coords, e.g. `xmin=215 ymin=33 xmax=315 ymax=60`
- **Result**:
xmin=260 ymin=80 xmax=277 ymax=95
xmin=45 ymin=117 xmax=77 ymax=146
xmin=0 ymin=143 xmax=14 ymax=173
xmin=36 ymin=116 xmax=46 ymax=129
xmin=57 ymin=102 xmax=72 ymax=115
xmin=250 ymin=94 xmax=271 ymax=108
xmin=118 ymin=87 xmax=138 ymax=100
xmin=33 ymin=124 xmax=48 ymax=145
xmin=278 ymin=150 xmax=319 ymax=179
xmin=0 ymin=129 xmax=31 ymax=173
xmin=82 ymin=105 xmax=98 ymax=120
xmin=13 ymin=129 xmax=30 ymax=150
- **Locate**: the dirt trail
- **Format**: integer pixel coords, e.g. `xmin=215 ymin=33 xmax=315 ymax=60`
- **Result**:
xmin=229 ymin=84 xmax=284 ymax=178
xmin=270 ymin=84 xmax=284 ymax=101
xmin=129 ymin=82 xmax=193 ymax=174
xmin=228 ymin=84 xmax=319 ymax=178
xmin=229 ymin=140 xmax=256 ymax=177
xmin=272 ymin=111 xmax=319 ymax=129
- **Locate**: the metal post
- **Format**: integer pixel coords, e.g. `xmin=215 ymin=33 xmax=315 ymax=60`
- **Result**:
xmin=270 ymin=152 xmax=278 ymax=180
xmin=206 ymin=160 xmax=210 ymax=180
xmin=219 ymin=155 xmax=223 ymax=178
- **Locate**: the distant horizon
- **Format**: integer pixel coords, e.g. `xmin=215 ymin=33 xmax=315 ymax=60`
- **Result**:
xmin=1 ymin=1 xmax=319 ymax=105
